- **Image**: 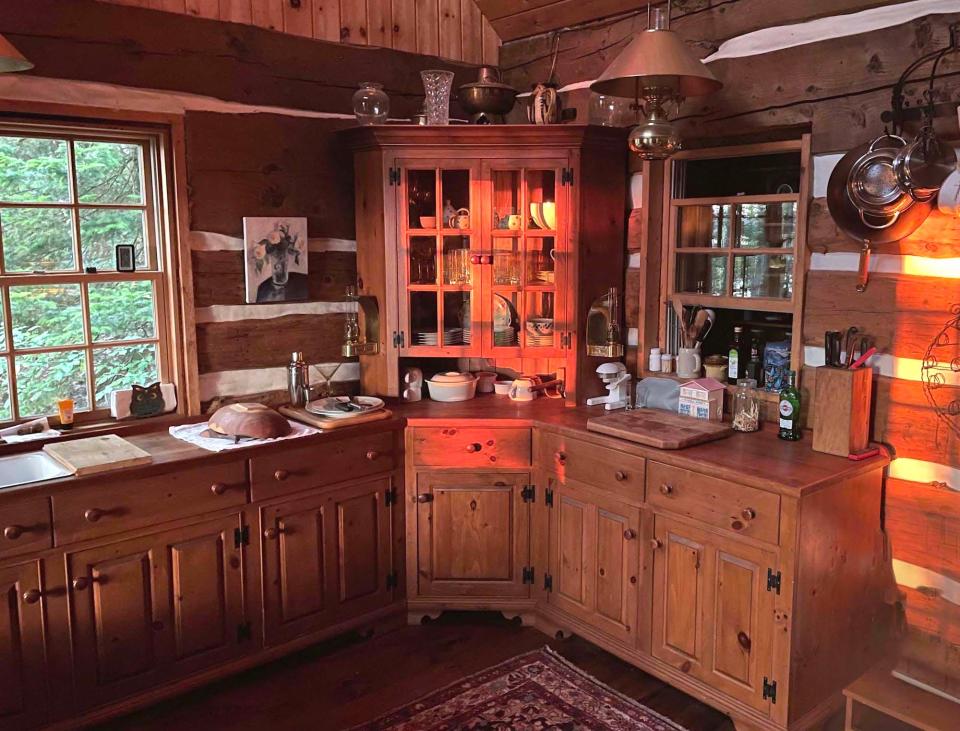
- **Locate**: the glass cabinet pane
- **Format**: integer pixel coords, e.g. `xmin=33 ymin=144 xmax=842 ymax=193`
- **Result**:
xmin=526 ymin=170 xmax=556 ymax=231
xmin=441 ymin=236 xmax=471 ymax=285
xmin=523 ymin=291 xmax=555 ymax=348
xmin=493 ymin=237 xmax=521 ymax=286
xmin=492 ymin=291 xmax=520 ymax=347
xmin=733 ymin=255 xmax=794 ymax=298
xmin=677 ymin=205 xmax=730 ymax=248
xmin=442 ymin=291 xmax=472 ymax=346
xmin=407 ymin=170 xmax=436 ymax=229
xmin=735 ymin=203 xmax=796 ymax=249
xmin=676 ymin=254 xmax=727 ymax=296
xmin=492 ymin=170 xmax=520 ymax=230
xmin=440 ymin=170 xmax=470 ymax=229
xmin=525 ymin=237 xmax=556 ymax=286
xmin=409 ymin=236 xmax=436 ymax=285
xmin=410 ymin=291 xmax=438 ymax=346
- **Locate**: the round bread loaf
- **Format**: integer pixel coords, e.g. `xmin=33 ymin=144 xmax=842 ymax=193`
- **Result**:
xmin=208 ymin=403 xmax=291 ymax=439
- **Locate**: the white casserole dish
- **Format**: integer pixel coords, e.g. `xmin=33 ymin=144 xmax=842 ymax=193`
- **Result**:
xmin=426 ymin=371 xmax=478 ymax=402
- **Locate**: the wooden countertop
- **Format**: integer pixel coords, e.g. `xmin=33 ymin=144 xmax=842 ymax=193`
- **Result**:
xmin=0 ymin=396 xmax=888 ymax=503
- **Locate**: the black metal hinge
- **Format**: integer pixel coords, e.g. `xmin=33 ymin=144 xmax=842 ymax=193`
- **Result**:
xmin=544 ymin=574 xmax=553 ymax=592
xmin=386 ymin=571 xmax=398 ymax=590
xmin=762 ymin=677 xmax=777 ymax=704
xmin=236 ymin=621 xmax=253 ymax=643
xmin=561 ymin=167 xmax=574 ymax=186
xmin=385 ymin=486 xmax=398 ymax=506
xmin=388 ymin=167 xmax=401 ymax=185
xmin=545 ymin=487 xmax=554 ymax=507
xmin=392 ymin=331 xmax=405 ymax=348
xmin=766 ymin=568 xmax=781 ymax=595
xmin=522 ymin=566 xmax=534 ymax=585
xmin=521 ymin=484 xmax=536 ymax=503
xmin=234 ymin=526 xmax=249 ymax=549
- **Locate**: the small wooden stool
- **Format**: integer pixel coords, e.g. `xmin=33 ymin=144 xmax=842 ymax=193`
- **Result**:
xmin=843 ymin=663 xmax=959 ymax=730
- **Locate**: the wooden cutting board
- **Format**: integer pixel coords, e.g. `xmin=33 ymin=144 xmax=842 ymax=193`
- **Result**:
xmin=43 ymin=434 xmax=152 ymax=475
xmin=587 ymin=408 xmax=733 ymax=450
xmin=279 ymin=406 xmax=392 ymax=431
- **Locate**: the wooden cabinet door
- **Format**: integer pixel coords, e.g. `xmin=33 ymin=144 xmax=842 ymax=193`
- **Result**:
xmin=652 ymin=516 xmax=776 ymax=714
xmin=156 ymin=515 xmax=247 ymax=677
xmin=0 ymin=560 xmax=47 ymax=730
xmin=329 ymin=477 xmax=394 ymax=620
xmin=67 ymin=532 xmax=165 ymax=707
xmin=261 ymin=491 xmax=333 ymax=646
xmin=416 ymin=471 xmax=530 ymax=598
xmin=547 ymin=481 xmax=640 ymax=645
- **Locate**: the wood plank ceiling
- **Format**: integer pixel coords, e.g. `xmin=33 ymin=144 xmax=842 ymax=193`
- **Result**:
xmin=475 ymin=0 xmax=654 ymax=41
xmin=99 ymin=0 xmax=501 ymax=64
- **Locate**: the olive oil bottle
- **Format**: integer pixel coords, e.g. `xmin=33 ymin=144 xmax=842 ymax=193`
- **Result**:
xmin=777 ymin=370 xmax=801 ymax=441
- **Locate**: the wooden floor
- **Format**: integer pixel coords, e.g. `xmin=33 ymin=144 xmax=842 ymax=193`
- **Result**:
xmin=93 ymin=612 xmax=740 ymax=730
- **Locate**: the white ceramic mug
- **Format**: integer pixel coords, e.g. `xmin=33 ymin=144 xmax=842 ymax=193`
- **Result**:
xmin=507 ymin=214 xmax=521 ymax=230
xmin=676 ymin=347 xmax=702 ymax=378
xmin=509 ymin=377 xmax=537 ymax=401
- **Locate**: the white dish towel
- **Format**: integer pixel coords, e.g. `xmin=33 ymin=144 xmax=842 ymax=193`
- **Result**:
xmin=169 ymin=420 xmax=318 ymax=452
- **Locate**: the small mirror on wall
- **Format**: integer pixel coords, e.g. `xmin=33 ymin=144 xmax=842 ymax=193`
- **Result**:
xmin=115 ymin=244 xmax=136 ymax=272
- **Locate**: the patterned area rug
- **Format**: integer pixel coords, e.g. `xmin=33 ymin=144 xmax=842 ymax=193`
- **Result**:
xmin=351 ymin=647 xmax=688 ymax=730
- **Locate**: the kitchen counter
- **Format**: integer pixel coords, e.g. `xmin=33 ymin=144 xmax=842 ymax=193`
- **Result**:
xmin=0 ymin=396 xmax=888 ymax=503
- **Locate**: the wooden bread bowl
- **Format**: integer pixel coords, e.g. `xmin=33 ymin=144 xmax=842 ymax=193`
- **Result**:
xmin=208 ymin=403 xmax=292 ymax=439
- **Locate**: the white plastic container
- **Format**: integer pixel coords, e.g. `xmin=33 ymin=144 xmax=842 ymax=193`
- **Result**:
xmin=648 ymin=347 xmax=662 ymax=372
xmin=426 ymin=371 xmax=478 ymax=402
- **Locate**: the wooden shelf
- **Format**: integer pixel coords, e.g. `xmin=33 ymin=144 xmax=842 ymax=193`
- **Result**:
xmin=844 ymin=663 xmax=960 ymax=731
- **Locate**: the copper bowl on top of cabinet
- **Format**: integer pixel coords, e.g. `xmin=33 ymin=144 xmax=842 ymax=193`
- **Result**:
xmin=458 ymin=66 xmax=517 ymax=122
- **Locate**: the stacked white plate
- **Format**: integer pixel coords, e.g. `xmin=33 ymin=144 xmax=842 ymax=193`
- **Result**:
xmin=526 ymin=333 xmax=554 ymax=347
xmin=442 ymin=328 xmax=471 ymax=346
xmin=494 ymin=326 xmax=517 ymax=346
xmin=414 ymin=331 xmax=438 ymax=346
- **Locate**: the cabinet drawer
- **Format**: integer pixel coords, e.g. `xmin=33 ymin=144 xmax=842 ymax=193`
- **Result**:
xmin=410 ymin=427 xmax=530 ymax=468
xmin=0 ymin=497 xmax=52 ymax=559
xmin=251 ymin=431 xmax=396 ymax=500
xmin=52 ymin=461 xmax=247 ymax=545
xmin=541 ymin=432 xmax=645 ymax=499
xmin=647 ymin=462 xmax=780 ymax=545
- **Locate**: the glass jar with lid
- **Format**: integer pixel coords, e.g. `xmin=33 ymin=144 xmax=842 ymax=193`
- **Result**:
xmin=731 ymin=378 xmax=760 ymax=433
xmin=352 ymin=82 xmax=390 ymax=125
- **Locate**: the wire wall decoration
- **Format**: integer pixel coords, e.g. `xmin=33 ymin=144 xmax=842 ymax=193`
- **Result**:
xmin=922 ymin=303 xmax=960 ymax=449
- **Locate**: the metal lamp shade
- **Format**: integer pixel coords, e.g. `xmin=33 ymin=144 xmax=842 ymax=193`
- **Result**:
xmin=0 ymin=35 xmax=32 ymax=73
xmin=590 ymin=28 xmax=721 ymax=99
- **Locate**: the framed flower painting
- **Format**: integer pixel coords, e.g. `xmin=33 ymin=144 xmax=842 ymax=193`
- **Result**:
xmin=243 ymin=217 xmax=309 ymax=303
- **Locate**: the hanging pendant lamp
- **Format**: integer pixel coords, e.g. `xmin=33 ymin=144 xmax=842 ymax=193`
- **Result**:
xmin=0 ymin=35 xmax=33 ymax=73
xmin=590 ymin=4 xmax=720 ymax=160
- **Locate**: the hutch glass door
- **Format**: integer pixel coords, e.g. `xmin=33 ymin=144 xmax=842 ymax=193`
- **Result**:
xmin=398 ymin=161 xmax=481 ymax=356
xmin=483 ymin=161 xmax=567 ymax=357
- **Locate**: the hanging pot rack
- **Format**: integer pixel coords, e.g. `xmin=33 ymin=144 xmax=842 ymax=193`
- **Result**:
xmin=883 ymin=22 xmax=960 ymax=130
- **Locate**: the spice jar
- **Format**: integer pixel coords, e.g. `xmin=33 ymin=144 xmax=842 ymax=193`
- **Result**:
xmin=732 ymin=378 xmax=760 ymax=433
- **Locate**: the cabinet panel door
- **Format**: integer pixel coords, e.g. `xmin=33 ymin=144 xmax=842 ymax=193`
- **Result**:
xmin=592 ymin=493 xmax=640 ymax=644
xmin=261 ymin=492 xmax=333 ymax=646
xmin=0 ymin=560 xmax=47 ymax=729
xmin=330 ymin=477 xmax=394 ymax=620
xmin=705 ymin=536 xmax=775 ymax=712
xmin=161 ymin=515 xmax=246 ymax=675
xmin=652 ymin=516 xmax=706 ymax=675
xmin=416 ymin=471 xmax=530 ymax=598
xmin=548 ymin=482 xmax=590 ymax=616
xmin=68 ymin=534 xmax=163 ymax=706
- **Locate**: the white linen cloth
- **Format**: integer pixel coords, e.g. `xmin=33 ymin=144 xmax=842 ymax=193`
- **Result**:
xmin=168 ymin=419 xmax=318 ymax=452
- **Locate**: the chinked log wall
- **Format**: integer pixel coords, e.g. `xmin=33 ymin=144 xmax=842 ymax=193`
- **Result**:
xmin=501 ymin=0 xmax=960 ymax=691
xmin=0 ymin=0 xmax=486 ymax=410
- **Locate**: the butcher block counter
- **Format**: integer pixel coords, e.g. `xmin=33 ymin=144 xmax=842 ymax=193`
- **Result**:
xmin=0 ymin=397 xmax=890 ymax=731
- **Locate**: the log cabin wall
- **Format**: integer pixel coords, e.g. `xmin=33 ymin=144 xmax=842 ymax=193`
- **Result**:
xmin=0 ymin=0 xmax=487 ymax=411
xmin=501 ymin=0 xmax=960 ymax=691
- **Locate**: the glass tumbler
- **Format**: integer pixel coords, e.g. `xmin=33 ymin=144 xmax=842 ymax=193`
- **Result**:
xmin=420 ymin=70 xmax=455 ymax=125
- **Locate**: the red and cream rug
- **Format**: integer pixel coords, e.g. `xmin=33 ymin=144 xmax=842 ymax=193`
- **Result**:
xmin=352 ymin=647 xmax=688 ymax=730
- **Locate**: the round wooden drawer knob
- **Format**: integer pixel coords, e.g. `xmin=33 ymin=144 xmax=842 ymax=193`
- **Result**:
xmin=365 ymin=450 xmax=379 ymax=461
xmin=614 ymin=471 xmax=627 ymax=482
xmin=465 ymin=443 xmax=482 ymax=453
xmin=555 ymin=451 xmax=566 ymax=464
xmin=274 ymin=469 xmax=289 ymax=482
xmin=659 ymin=484 xmax=673 ymax=496
xmin=72 ymin=577 xmax=91 ymax=591
xmin=649 ymin=538 xmax=662 ymax=550
xmin=263 ymin=527 xmax=279 ymax=540
xmin=3 ymin=525 xmax=24 ymax=540
xmin=84 ymin=508 xmax=103 ymax=523
xmin=623 ymin=529 xmax=637 ymax=540
xmin=22 ymin=589 xmax=42 ymax=605
xmin=210 ymin=483 xmax=227 ymax=495
xmin=741 ymin=508 xmax=756 ymax=521
xmin=737 ymin=631 xmax=752 ymax=651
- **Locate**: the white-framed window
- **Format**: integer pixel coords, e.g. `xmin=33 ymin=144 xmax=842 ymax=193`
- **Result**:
xmin=0 ymin=121 xmax=174 ymax=424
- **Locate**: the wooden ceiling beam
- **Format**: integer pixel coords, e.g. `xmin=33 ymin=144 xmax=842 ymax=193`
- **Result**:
xmin=476 ymin=0 xmax=661 ymax=41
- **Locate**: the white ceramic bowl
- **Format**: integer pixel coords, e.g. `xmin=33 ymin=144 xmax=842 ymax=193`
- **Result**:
xmin=426 ymin=372 xmax=478 ymax=402
xmin=419 ymin=215 xmax=437 ymax=229
xmin=493 ymin=380 xmax=513 ymax=395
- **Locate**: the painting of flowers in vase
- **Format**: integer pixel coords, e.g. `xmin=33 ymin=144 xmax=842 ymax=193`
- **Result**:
xmin=243 ymin=217 xmax=309 ymax=303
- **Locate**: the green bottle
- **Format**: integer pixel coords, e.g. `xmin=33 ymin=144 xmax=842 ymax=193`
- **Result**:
xmin=777 ymin=370 xmax=801 ymax=441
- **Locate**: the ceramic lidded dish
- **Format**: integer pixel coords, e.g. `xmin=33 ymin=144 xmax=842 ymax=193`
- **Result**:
xmin=426 ymin=371 xmax=478 ymax=402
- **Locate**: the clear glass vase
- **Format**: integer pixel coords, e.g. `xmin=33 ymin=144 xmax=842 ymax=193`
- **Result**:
xmin=420 ymin=70 xmax=454 ymax=126
xmin=352 ymin=82 xmax=389 ymax=125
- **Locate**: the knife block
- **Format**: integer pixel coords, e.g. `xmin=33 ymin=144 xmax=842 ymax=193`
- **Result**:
xmin=812 ymin=366 xmax=872 ymax=457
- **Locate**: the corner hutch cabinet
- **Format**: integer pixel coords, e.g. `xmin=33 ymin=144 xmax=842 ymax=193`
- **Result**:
xmin=342 ymin=125 xmax=626 ymax=405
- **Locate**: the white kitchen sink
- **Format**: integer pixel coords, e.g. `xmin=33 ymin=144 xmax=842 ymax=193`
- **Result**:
xmin=0 ymin=451 xmax=72 ymax=490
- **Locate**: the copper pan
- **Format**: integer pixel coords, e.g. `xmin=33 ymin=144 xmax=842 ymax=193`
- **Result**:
xmin=827 ymin=140 xmax=933 ymax=244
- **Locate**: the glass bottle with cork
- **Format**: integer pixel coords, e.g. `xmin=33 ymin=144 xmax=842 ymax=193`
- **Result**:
xmin=728 ymin=326 xmax=747 ymax=384
xmin=777 ymin=370 xmax=802 ymax=441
